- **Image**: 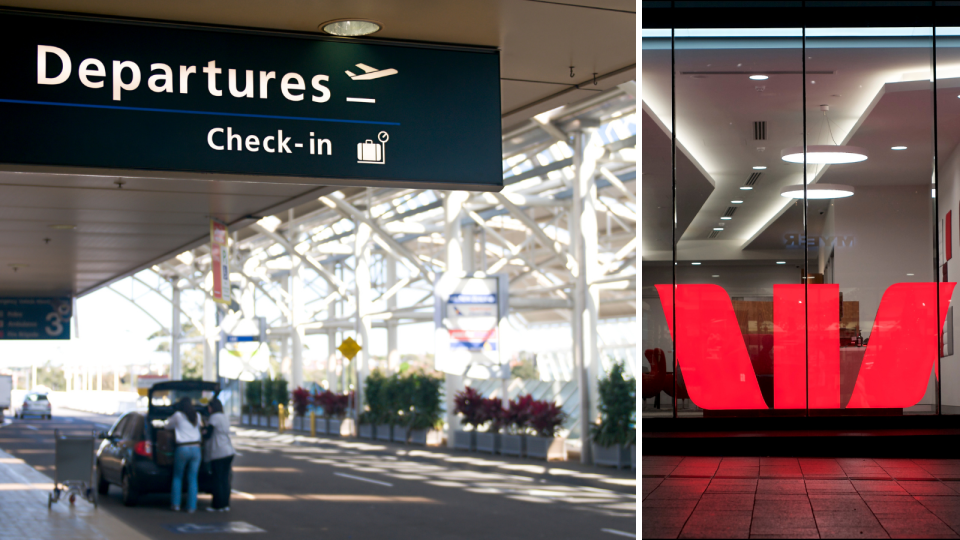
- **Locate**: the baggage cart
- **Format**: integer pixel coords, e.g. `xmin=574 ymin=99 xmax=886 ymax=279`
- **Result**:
xmin=48 ymin=429 xmax=97 ymax=508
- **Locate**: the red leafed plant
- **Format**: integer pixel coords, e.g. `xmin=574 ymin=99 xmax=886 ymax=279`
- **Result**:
xmin=528 ymin=399 xmax=567 ymax=438
xmin=505 ymin=394 xmax=535 ymax=433
xmin=454 ymin=387 xmax=486 ymax=429
xmin=314 ymin=389 xmax=350 ymax=418
xmin=479 ymin=397 xmax=506 ymax=433
xmin=292 ymin=387 xmax=311 ymax=417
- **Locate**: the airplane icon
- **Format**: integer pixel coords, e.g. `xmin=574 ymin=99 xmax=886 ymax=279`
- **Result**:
xmin=345 ymin=63 xmax=398 ymax=80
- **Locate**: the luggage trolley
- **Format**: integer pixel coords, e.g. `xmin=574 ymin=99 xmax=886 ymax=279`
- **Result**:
xmin=48 ymin=429 xmax=97 ymax=508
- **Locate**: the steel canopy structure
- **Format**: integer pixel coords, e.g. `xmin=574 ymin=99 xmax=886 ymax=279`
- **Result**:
xmin=101 ymin=83 xmax=637 ymax=460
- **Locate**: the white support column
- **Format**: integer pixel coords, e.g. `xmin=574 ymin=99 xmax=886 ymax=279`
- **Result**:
xmin=171 ymin=281 xmax=182 ymax=381
xmin=203 ymin=272 xmax=218 ymax=382
xmin=326 ymin=263 xmax=338 ymax=389
xmin=443 ymin=191 xmax=469 ymax=447
xmin=354 ymin=189 xmax=374 ymax=427
xmin=386 ymin=258 xmax=400 ymax=374
xmin=97 ymin=363 xmax=102 ymax=391
xmin=572 ymin=128 xmax=602 ymax=464
xmin=290 ymin=235 xmax=304 ymax=390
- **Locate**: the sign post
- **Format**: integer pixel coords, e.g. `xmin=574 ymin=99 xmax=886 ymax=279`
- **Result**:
xmin=337 ymin=337 xmax=362 ymax=435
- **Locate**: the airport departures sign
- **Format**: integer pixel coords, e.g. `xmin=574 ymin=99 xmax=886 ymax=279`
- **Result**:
xmin=0 ymin=11 xmax=502 ymax=190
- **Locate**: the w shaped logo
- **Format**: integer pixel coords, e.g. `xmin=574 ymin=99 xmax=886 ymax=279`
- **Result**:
xmin=655 ymin=283 xmax=955 ymax=410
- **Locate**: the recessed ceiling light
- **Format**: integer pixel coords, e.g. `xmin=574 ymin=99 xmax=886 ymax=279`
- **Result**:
xmin=48 ymin=224 xmax=76 ymax=230
xmin=712 ymin=275 xmax=720 ymax=278
xmin=907 ymin=273 xmax=915 ymax=276
xmin=776 ymin=261 xmax=786 ymax=265
xmin=891 ymin=146 xmax=907 ymax=150
xmin=713 ymin=227 xmax=724 ymax=231
xmin=781 ymin=145 xmax=868 ymax=164
xmin=691 ymin=262 xmax=701 ymax=265
xmin=320 ymin=19 xmax=382 ymax=36
xmin=611 ymin=111 xmax=623 ymax=118
xmin=720 ymin=217 xmax=732 ymax=220
xmin=740 ymin=186 xmax=753 ymax=190
xmin=749 ymin=75 xmax=769 ymax=80
xmin=753 ymin=166 xmax=767 ymax=170
xmin=731 ymin=200 xmax=743 ymax=204
xmin=780 ymin=184 xmax=855 ymax=199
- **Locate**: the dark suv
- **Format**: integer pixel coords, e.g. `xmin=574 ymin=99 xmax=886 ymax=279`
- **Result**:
xmin=95 ymin=380 xmax=220 ymax=506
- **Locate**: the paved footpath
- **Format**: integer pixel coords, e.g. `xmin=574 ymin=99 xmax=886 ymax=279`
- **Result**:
xmin=0 ymin=446 xmax=149 ymax=540
xmin=642 ymin=455 xmax=960 ymax=539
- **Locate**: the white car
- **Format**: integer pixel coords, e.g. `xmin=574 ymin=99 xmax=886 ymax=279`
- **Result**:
xmin=17 ymin=392 xmax=51 ymax=419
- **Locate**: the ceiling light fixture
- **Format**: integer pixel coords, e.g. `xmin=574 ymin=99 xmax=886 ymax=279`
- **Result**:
xmin=740 ymin=186 xmax=753 ymax=191
xmin=731 ymin=200 xmax=743 ymax=203
xmin=749 ymin=75 xmax=769 ymax=80
xmin=891 ymin=146 xmax=907 ymax=150
xmin=692 ymin=262 xmax=701 ymax=265
xmin=320 ymin=19 xmax=382 ymax=37
xmin=780 ymin=184 xmax=855 ymax=199
xmin=713 ymin=227 xmax=724 ymax=231
xmin=720 ymin=216 xmax=733 ymax=220
xmin=907 ymin=273 xmax=915 ymax=276
xmin=781 ymin=105 xmax=867 ymax=164
xmin=712 ymin=275 xmax=720 ymax=278
xmin=776 ymin=261 xmax=786 ymax=265
xmin=753 ymin=166 xmax=767 ymax=170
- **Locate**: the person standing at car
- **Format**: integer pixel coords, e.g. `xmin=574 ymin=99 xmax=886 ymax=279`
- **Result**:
xmin=165 ymin=397 xmax=202 ymax=513
xmin=203 ymin=398 xmax=235 ymax=512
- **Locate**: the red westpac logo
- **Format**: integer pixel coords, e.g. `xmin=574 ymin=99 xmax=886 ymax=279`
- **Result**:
xmin=655 ymin=283 xmax=955 ymax=410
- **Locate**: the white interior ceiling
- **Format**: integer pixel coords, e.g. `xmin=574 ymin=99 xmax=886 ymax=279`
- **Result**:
xmin=641 ymin=35 xmax=960 ymax=263
xmin=0 ymin=1 xmax=636 ymax=297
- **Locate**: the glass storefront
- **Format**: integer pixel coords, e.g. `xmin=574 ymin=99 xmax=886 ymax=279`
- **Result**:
xmin=642 ymin=24 xmax=960 ymax=419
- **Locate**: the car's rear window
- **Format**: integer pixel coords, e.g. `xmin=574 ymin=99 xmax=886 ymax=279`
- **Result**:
xmin=27 ymin=394 xmax=48 ymax=401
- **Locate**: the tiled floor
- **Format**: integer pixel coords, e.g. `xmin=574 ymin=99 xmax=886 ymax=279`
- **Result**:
xmin=642 ymin=456 xmax=960 ymax=539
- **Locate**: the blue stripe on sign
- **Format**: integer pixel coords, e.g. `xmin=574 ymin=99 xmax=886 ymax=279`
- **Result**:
xmin=450 ymin=342 xmax=498 ymax=351
xmin=0 ymin=98 xmax=401 ymax=126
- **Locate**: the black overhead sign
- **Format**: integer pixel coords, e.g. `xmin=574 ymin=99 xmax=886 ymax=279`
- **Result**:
xmin=0 ymin=11 xmax=502 ymax=190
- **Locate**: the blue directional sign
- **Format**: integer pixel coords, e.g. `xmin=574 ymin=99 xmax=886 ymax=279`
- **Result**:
xmin=0 ymin=298 xmax=71 ymax=340
xmin=226 ymin=335 xmax=257 ymax=343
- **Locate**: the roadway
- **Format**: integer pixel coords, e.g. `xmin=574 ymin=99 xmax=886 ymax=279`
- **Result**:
xmin=0 ymin=408 xmax=636 ymax=539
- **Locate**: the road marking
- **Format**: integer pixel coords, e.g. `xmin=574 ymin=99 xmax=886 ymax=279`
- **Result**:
xmin=231 ymin=489 xmax=256 ymax=500
xmin=24 ymin=425 xmax=38 ymax=431
xmin=601 ymin=529 xmax=636 ymax=538
xmin=334 ymin=472 xmax=393 ymax=487
xmin=346 ymin=97 xmax=376 ymax=103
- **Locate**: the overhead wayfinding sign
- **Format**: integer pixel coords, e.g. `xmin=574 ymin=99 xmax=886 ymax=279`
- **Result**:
xmin=0 ymin=298 xmax=71 ymax=340
xmin=434 ymin=273 xmax=508 ymax=379
xmin=0 ymin=11 xmax=502 ymax=190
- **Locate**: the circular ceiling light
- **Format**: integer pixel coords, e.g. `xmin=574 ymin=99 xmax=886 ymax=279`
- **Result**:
xmin=891 ymin=146 xmax=907 ymax=150
xmin=780 ymin=183 xmax=855 ymax=199
xmin=320 ymin=19 xmax=382 ymax=37
xmin=781 ymin=145 xmax=868 ymax=164
xmin=749 ymin=75 xmax=769 ymax=80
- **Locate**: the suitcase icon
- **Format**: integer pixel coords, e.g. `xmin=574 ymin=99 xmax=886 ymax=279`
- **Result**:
xmin=357 ymin=140 xmax=381 ymax=162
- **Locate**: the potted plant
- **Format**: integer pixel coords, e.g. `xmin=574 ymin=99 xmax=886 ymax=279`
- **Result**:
xmin=525 ymin=398 xmax=568 ymax=461
xmin=400 ymin=371 xmax=444 ymax=446
xmin=360 ymin=370 xmax=388 ymax=439
xmin=500 ymin=394 xmax=534 ymax=457
xmin=291 ymin=387 xmax=310 ymax=431
xmin=475 ymin=396 xmax=503 ymax=454
xmin=591 ymin=361 xmax=636 ymax=469
xmin=452 ymin=386 xmax=485 ymax=451
xmin=242 ymin=379 xmax=261 ymax=426
xmin=318 ymin=390 xmax=352 ymax=436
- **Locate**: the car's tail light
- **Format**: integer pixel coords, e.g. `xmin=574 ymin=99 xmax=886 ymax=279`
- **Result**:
xmin=134 ymin=441 xmax=152 ymax=457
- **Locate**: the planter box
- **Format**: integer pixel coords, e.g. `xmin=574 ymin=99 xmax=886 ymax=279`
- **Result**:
xmin=327 ymin=418 xmax=353 ymax=436
xmin=375 ymin=424 xmax=393 ymax=442
xmin=475 ymin=432 xmax=500 ymax=454
xmin=241 ymin=414 xmax=250 ymax=426
xmin=358 ymin=424 xmax=374 ymax=439
xmin=293 ymin=417 xmax=305 ymax=431
xmin=408 ymin=429 xmax=443 ymax=446
xmin=526 ymin=436 xmax=566 ymax=461
xmin=258 ymin=415 xmax=268 ymax=427
xmin=593 ymin=443 xmax=631 ymax=469
xmin=269 ymin=416 xmax=279 ymax=429
xmin=499 ymin=434 xmax=525 ymax=457
xmin=453 ymin=430 xmax=475 ymax=451
xmin=392 ymin=426 xmax=408 ymax=443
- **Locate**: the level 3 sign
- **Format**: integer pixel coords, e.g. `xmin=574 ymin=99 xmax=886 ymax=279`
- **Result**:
xmin=0 ymin=298 xmax=71 ymax=340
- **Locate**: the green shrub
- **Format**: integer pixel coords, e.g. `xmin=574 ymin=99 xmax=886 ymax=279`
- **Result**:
xmin=243 ymin=379 xmax=262 ymax=414
xmin=363 ymin=369 xmax=389 ymax=424
xmin=591 ymin=361 xmax=636 ymax=448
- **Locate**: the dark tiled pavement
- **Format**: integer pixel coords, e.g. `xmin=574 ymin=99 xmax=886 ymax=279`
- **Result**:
xmin=642 ymin=456 xmax=960 ymax=538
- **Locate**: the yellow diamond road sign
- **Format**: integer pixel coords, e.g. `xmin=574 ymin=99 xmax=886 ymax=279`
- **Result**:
xmin=337 ymin=337 xmax=362 ymax=360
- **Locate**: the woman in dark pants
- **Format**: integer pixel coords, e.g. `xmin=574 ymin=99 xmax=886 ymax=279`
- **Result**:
xmin=203 ymin=398 xmax=236 ymax=512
